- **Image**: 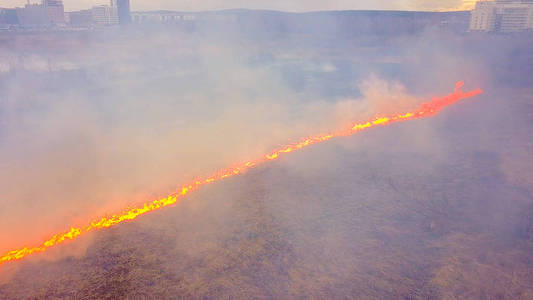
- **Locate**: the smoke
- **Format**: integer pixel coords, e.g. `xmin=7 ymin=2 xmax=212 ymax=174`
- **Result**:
xmin=0 ymin=1 xmax=472 ymax=12
xmin=0 ymin=28 xmax=433 ymax=258
xmin=1 ymin=12 xmax=532 ymax=298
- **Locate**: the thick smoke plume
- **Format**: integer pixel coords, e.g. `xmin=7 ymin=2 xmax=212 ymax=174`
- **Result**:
xmin=0 ymin=29 xmax=452 ymax=258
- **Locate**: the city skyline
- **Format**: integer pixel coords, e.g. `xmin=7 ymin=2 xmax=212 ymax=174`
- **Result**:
xmin=2 ymin=0 xmax=478 ymax=12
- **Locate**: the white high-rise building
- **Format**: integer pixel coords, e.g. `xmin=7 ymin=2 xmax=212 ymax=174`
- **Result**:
xmin=91 ymin=4 xmax=118 ymax=26
xmin=470 ymin=1 xmax=497 ymax=31
xmin=470 ymin=0 xmax=533 ymax=32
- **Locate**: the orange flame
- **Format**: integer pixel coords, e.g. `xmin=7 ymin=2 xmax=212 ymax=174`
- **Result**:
xmin=0 ymin=82 xmax=482 ymax=267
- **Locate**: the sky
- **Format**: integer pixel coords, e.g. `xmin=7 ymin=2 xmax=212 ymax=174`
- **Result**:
xmin=1 ymin=0 xmax=478 ymax=12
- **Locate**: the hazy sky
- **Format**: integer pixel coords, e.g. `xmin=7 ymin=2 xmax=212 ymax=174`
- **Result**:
xmin=2 ymin=0 xmax=477 ymax=12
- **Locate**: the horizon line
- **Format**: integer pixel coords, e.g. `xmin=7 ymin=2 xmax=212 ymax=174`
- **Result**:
xmin=0 ymin=6 xmax=472 ymax=14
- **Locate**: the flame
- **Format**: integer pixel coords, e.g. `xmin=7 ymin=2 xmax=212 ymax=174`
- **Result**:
xmin=0 ymin=82 xmax=482 ymax=267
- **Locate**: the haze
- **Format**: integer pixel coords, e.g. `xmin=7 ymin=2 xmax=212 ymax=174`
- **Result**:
xmin=3 ymin=0 xmax=477 ymax=12
xmin=1 ymin=4 xmax=532 ymax=300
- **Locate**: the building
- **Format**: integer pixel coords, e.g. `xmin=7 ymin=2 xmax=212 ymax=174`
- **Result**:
xmin=470 ymin=0 xmax=533 ymax=32
xmin=0 ymin=8 xmax=19 ymax=25
xmin=495 ymin=0 xmax=533 ymax=3
xmin=116 ymin=0 xmax=131 ymax=24
xmin=5 ymin=0 xmax=65 ymax=27
xmin=43 ymin=0 xmax=65 ymax=26
xmin=470 ymin=1 xmax=497 ymax=31
xmin=67 ymin=0 xmax=119 ymax=27
xmin=17 ymin=3 xmax=48 ymax=27
xmin=91 ymin=5 xmax=119 ymax=26
xmin=500 ymin=5 xmax=530 ymax=31
xmin=67 ymin=9 xmax=93 ymax=27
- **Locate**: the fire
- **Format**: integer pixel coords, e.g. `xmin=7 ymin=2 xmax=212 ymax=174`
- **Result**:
xmin=0 ymin=82 xmax=482 ymax=267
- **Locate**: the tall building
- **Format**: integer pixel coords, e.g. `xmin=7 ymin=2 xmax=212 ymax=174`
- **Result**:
xmin=500 ymin=5 xmax=530 ymax=31
xmin=17 ymin=3 xmax=48 ymax=26
xmin=116 ymin=0 xmax=131 ymax=24
xmin=12 ymin=0 xmax=65 ymax=27
xmin=43 ymin=0 xmax=65 ymax=26
xmin=470 ymin=0 xmax=533 ymax=32
xmin=91 ymin=5 xmax=119 ymax=26
xmin=470 ymin=1 xmax=497 ymax=31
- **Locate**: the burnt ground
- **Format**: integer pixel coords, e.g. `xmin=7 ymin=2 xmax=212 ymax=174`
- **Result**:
xmin=0 ymin=19 xmax=533 ymax=299
xmin=1 ymin=87 xmax=532 ymax=299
